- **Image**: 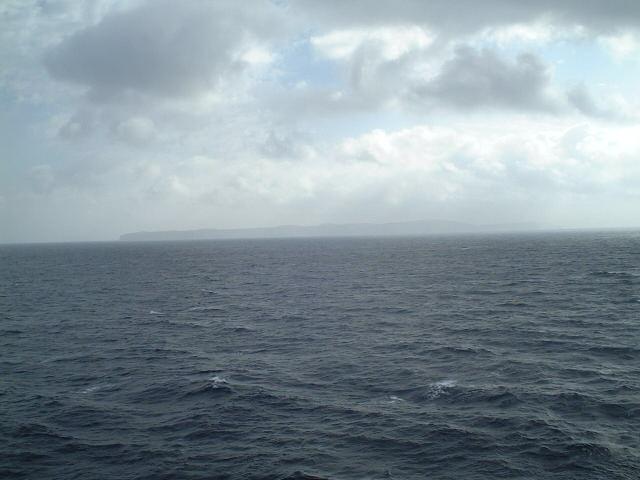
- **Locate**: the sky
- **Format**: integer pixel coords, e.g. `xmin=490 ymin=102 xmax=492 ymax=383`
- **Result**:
xmin=2 ymin=0 xmax=640 ymax=242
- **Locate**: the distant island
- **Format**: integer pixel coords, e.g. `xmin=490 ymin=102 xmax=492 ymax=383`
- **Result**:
xmin=119 ymin=220 xmax=543 ymax=242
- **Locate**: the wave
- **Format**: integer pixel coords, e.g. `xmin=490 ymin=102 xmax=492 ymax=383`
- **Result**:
xmin=226 ymin=325 xmax=255 ymax=332
xmin=180 ymin=376 xmax=233 ymax=399
xmin=278 ymin=472 xmax=331 ymax=480
xmin=187 ymin=305 xmax=225 ymax=312
xmin=396 ymin=379 xmax=458 ymax=402
xmin=427 ymin=345 xmax=497 ymax=357
xmin=80 ymin=383 xmax=117 ymax=394
xmin=497 ymin=299 xmax=531 ymax=308
xmin=590 ymin=270 xmax=639 ymax=278
xmin=0 ymin=329 xmax=23 ymax=335
xmin=586 ymin=345 xmax=639 ymax=359
xmin=442 ymin=385 xmax=522 ymax=408
xmin=208 ymin=375 xmax=228 ymax=385
xmin=428 ymin=380 xmax=457 ymax=399
xmin=13 ymin=423 xmax=71 ymax=441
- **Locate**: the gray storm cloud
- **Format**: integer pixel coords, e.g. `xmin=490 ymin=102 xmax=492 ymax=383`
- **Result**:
xmin=409 ymin=47 xmax=556 ymax=112
xmin=44 ymin=0 xmax=284 ymax=99
xmin=295 ymin=0 xmax=640 ymax=34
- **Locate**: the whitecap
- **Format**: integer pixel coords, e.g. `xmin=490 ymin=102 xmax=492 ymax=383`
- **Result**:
xmin=80 ymin=384 xmax=114 ymax=394
xmin=435 ymin=379 xmax=457 ymax=387
xmin=209 ymin=375 xmax=228 ymax=385
xmin=427 ymin=380 xmax=456 ymax=399
xmin=229 ymin=324 xmax=254 ymax=332
xmin=389 ymin=395 xmax=405 ymax=403
xmin=149 ymin=310 xmax=164 ymax=315
xmin=188 ymin=306 xmax=222 ymax=312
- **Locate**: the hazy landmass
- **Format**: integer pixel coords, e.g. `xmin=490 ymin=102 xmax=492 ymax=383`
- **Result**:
xmin=119 ymin=220 xmax=543 ymax=241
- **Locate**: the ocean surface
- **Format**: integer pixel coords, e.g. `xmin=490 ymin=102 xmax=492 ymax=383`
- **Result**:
xmin=1 ymin=232 xmax=639 ymax=479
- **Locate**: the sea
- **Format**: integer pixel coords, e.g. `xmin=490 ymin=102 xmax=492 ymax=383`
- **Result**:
xmin=1 ymin=231 xmax=639 ymax=479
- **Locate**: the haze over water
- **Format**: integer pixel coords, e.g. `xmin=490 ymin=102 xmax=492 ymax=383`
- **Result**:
xmin=2 ymin=231 xmax=639 ymax=479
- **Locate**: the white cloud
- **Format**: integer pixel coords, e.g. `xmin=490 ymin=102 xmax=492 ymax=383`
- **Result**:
xmin=106 ymin=122 xmax=640 ymax=221
xmin=114 ymin=116 xmax=155 ymax=145
xmin=480 ymin=21 xmax=588 ymax=46
xmin=5 ymin=116 xmax=640 ymax=242
xmin=600 ymin=31 xmax=640 ymax=60
xmin=241 ymin=45 xmax=275 ymax=65
xmin=311 ymin=26 xmax=434 ymax=61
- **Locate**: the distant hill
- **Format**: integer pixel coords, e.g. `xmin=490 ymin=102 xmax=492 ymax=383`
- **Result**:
xmin=119 ymin=220 xmax=542 ymax=242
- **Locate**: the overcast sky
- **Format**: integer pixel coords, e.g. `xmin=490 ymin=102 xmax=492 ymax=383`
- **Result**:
xmin=2 ymin=0 xmax=640 ymax=242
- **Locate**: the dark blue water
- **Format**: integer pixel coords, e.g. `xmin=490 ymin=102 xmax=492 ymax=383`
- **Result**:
xmin=2 ymin=232 xmax=640 ymax=479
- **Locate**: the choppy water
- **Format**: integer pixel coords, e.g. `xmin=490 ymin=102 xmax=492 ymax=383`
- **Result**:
xmin=1 ymin=232 xmax=640 ymax=479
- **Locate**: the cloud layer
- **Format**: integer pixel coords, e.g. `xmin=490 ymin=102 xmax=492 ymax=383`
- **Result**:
xmin=1 ymin=0 xmax=640 ymax=242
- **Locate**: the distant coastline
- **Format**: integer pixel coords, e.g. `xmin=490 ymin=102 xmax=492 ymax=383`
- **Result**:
xmin=119 ymin=220 xmax=544 ymax=242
